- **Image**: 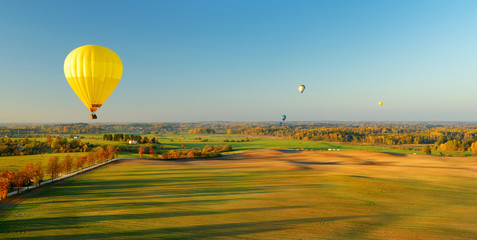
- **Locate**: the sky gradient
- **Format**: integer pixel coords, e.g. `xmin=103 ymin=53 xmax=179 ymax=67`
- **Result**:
xmin=1 ymin=0 xmax=477 ymax=123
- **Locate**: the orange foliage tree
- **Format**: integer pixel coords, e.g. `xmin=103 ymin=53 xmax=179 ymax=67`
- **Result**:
xmin=33 ymin=162 xmax=44 ymax=187
xmin=63 ymin=155 xmax=74 ymax=173
xmin=46 ymin=156 xmax=61 ymax=181
xmin=139 ymin=146 xmax=145 ymax=158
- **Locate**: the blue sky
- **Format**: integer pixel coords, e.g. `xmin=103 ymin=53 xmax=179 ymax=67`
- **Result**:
xmin=1 ymin=0 xmax=477 ymax=123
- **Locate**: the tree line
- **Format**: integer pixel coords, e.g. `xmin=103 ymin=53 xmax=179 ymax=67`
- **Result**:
xmin=102 ymin=133 xmax=159 ymax=144
xmin=6 ymin=121 xmax=477 ymax=137
xmin=0 ymin=146 xmax=119 ymax=200
xmin=227 ymin=125 xmax=477 ymax=153
xmin=133 ymin=144 xmax=232 ymax=160
xmin=188 ymin=128 xmax=216 ymax=134
xmin=159 ymin=145 xmax=232 ymax=160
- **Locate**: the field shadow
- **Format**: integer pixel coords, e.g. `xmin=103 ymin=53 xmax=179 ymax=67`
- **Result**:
xmin=350 ymin=175 xmax=373 ymax=179
xmin=1 ymin=206 xmax=308 ymax=233
xmin=292 ymin=161 xmax=340 ymax=165
xmin=33 ymin=171 xmax=270 ymax=199
xmin=7 ymin=214 xmax=391 ymax=239
xmin=381 ymin=152 xmax=407 ymax=157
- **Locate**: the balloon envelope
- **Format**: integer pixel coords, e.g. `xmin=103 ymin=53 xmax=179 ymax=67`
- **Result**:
xmin=281 ymin=115 xmax=287 ymax=121
xmin=64 ymin=45 xmax=123 ymax=113
xmin=378 ymin=101 xmax=383 ymax=106
xmin=298 ymin=84 xmax=305 ymax=93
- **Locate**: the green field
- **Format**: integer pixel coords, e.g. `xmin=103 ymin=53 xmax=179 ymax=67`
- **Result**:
xmin=1 ymin=150 xmax=477 ymax=239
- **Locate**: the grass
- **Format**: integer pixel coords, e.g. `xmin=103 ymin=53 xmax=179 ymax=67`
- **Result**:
xmin=1 ymin=151 xmax=477 ymax=239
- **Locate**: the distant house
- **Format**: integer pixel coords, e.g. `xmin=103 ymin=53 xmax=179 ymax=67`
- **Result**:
xmin=73 ymin=136 xmax=81 ymax=139
xmin=128 ymin=140 xmax=138 ymax=145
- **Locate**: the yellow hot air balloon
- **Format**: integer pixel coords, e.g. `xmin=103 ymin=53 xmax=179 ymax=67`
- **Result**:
xmin=64 ymin=45 xmax=123 ymax=119
xmin=298 ymin=84 xmax=305 ymax=93
xmin=378 ymin=101 xmax=383 ymax=106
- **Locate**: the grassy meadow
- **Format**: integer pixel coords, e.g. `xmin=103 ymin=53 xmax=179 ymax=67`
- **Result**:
xmin=1 ymin=150 xmax=477 ymax=239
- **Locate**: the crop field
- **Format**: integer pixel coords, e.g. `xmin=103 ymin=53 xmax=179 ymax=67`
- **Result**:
xmin=1 ymin=150 xmax=477 ymax=239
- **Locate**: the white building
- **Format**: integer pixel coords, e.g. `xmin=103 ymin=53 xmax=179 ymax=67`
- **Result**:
xmin=128 ymin=140 xmax=138 ymax=145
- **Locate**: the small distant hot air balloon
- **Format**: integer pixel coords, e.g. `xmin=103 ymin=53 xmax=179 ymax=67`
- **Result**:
xmin=298 ymin=84 xmax=305 ymax=94
xmin=64 ymin=45 xmax=123 ymax=119
xmin=281 ymin=115 xmax=287 ymax=121
xmin=378 ymin=101 xmax=383 ymax=106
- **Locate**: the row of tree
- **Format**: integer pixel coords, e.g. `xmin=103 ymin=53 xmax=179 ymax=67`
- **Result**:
xmin=134 ymin=144 xmax=232 ymax=160
xmin=188 ymin=128 xmax=216 ymax=134
xmin=102 ymin=133 xmax=159 ymax=144
xmin=159 ymin=145 xmax=232 ymax=160
xmin=0 ymin=146 xmax=119 ymax=200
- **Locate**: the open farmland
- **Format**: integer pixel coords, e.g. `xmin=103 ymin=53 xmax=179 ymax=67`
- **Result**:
xmin=1 ymin=133 xmax=437 ymax=171
xmin=1 ymin=150 xmax=477 ymax=239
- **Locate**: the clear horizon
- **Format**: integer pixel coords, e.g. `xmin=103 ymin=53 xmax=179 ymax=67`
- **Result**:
xmin=1 ymin=0 xmax=477 ymax=123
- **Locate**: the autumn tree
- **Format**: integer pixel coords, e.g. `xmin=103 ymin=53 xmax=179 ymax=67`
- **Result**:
xmin=11 ymin=170 xmax=27 ymax=194
xmin=107 ymin=146 xmax=116 ymax=159
xmin=469 ymin=142 xmax=477 ymax=153
xmin=423 ymin=145 xmax=432 ymax=155
xmin=139 ymin=146 xmax=145 ymax=158
xmin=0 ymin=177 xmax=9 ymax=200
xmin=33 ymin=162 xmax=44 ymax=187
xmin=94 ymin=147 xmax=109 ymax=163
xmin=0 ymin=170 xmax=11 ymax=200
xmin=87 ymin=152 xmax=96 ymax=166
xmin=23 ymin=163 xmax=35 ymax=188
xmin=149 ymin=148 xmax=155 ymax=158
xmin=46 ymin=156 xmax=61 ymax=181
xmin=76 ymin=156 xmax=86 ymax=171
xmin=63 ymin=155 xmax=74 ymax=173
